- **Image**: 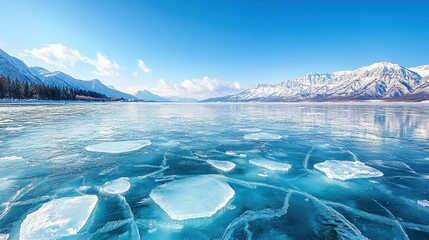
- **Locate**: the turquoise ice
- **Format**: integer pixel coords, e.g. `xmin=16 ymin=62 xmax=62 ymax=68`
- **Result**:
xmin=0 ymin=103 xmax=428 ymax=239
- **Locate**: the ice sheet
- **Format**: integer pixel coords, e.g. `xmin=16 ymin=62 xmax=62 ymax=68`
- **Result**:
xmin=206 ymin=160 xmax=236 ymax=172
xmin=99 ymin=178 xmax=131 ymax=194
xmin=314 ymin=160 xmax=383 ymax=181
xmin=418 ymin=200 xmax=429 ymax=207
xmin=244 ymin=133 xmax=282 ymax=141
xmin=150 ymin=175 xmax=235 ymax=220
xmin=249 ymin=159 xmax=292 ymax=171
xmin=85 ymin=140 xmax=151 ymax=153
xmin=19 ymin=195 xmax=98 ymax=240
xmin=239 ymin=128 xmax=261 ymax=133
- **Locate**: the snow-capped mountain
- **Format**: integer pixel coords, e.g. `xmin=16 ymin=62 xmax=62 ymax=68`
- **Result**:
xmin=0 ymin=49 xmax=135 ymax=99
xmin=32 ymin=68 xmax=136 ymax=99
xmin=135 ymin=90 xmax=171 ymax=102
xmin=204 ymin=62 xmax=429 ymax=102
xmin=0 ymin=49 xmax=41 ymax=84
xmin=410 ymin=65 xmax=429 ymax=78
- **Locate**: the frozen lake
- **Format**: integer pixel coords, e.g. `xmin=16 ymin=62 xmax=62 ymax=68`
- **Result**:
xmin=0 ymin=102 xmax=428 ymax=239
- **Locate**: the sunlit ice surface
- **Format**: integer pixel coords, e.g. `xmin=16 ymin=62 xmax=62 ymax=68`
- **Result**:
xmin=0 ymin=102 xmax=428 ymax=239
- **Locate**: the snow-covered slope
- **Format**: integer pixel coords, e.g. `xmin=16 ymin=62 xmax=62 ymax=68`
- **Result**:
xmin=33 ymin=69 xmax=136 ymax=99
xmin=135 ymin=90 xmax=171 ymax=102
xmin=204 ymin=62 xmax=429 ymax=102
xmin=410 ymin=65 xmax=429 ymax=78
xmin=0 ymin=48 xmax=135 ymax=99
xmin=0 ymin=49 xmax=41 ymax=84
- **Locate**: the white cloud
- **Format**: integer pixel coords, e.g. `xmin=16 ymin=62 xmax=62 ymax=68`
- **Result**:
xmin=137 ymin=59 xmax=150 ymax=73
xmin=23 ymin=43 xmax=86 ymax=68
xmin=87 ymin=52 xmax=120 ymax=76
xmin=23 ymin=44 xmax=120 ymax=77
xmin=132 ymin=72 xmax=139 ymax=77
xmin=150 ymin=77 xmax=241 ymax=100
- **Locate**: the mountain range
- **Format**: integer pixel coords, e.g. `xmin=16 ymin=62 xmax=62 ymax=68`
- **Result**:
xmin=134 ymin=90 xmax=198 ymax=102
xmin=135 ymin=90 xmax=171 ymax=102
xmin=0 ymin=49 xmax=136 ymax=99
xmin=2 ymin=48 xmax=428 ymax=102
xmin=203 ymin=62 xmax=429 ymax=102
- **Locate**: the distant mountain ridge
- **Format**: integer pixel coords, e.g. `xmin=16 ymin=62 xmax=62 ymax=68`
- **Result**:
xmin=0 ymin=49 xmax=136 ymax=99
xmin=134 ymin=90 xmax=198 ymax=102
xmin=135 ymin=90 xmax=171 ymax=102
xmin=203 ymin=62 xmax=429 ymax=102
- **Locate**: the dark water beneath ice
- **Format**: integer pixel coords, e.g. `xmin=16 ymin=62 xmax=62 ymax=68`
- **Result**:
xmin=0 ymin=102 xmax=428 ymax=239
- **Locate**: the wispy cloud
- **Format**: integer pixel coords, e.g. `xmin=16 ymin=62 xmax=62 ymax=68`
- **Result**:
xmin=23 ymin=44 xmax=120 ymax=77
xmin=150 ymin=77 xmax=241 ymax=100
xmin=137 ymin=59 xmax=150 ymax=73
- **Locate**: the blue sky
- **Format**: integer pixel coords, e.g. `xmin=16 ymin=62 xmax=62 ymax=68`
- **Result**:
xmin=1 ymin=0 xmax=428 ymax=98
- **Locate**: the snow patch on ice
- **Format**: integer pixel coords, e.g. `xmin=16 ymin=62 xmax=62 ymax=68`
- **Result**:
xmin=99 ymin=178 xmax=131 ymax=194
xmin=314 ymin=160 xmax=383 ymax=181
xmin=150 ymin=175 xmax=235 ymax=220
xmin=417 ymin=200 xmax=429 ymax=207
xmin=249 ymin=159 xmax=292 ymax=171
xmin=19 ymin=195 xmax=98 ymax=240
xmin=244 ymin=133 xmax=282 ymax=141
xmin=207 ymin=160 xmax=236 ymax=172
xmin=85 ymin=140 xmax=151 ymax=153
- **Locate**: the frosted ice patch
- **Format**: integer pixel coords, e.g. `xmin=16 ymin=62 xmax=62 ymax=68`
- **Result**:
xmin=314 ymin=160 xmax=383 ymax=181
xmin=100 ymin=178 xmax=131 ymax=194
xmin=85 ymin=140 xmax=151 ymax=153
xmin=4 ymin=127 xmax=25 ymax=132
xmin=225 ymin=151 xmax=246 ymax=158
xmin=417 ymin=200 xmax=429 ymax=207
xmin=19 ymin=195 xmax=98 ymax=240
xmin=239 ymin=128 xmax=261 ymax=133
xmin=0 ymin=156 xmax=24 ymax=161
xmin=244 ymin=133 xmax=282 ymax=141
xmin=249 ymin=159 xmax=292 ymax=171
xmin=207 ymin=160 xmax=236 ymax=172
xmin=150 ymin=175 xmax=235 ymax=220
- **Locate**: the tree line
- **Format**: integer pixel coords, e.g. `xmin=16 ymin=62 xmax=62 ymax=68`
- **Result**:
xmin=0 ymin=75 xmax=110 ymax=101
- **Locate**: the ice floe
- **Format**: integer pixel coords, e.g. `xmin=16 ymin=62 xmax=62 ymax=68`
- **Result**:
xmin=249 ymin=159 xmax=292 ymax=171
xmin=19 ymin=195 xmax=98 ymax=240
xmin=0 ymin=234 xmax=8 ymax=240
xmin=207 ymin=160 xmax=236 ymax=172
xmin=417 ymin=200 xmax=429 ymax=207
xmin=239 ymin=128 xmax=261 ymax=133
xmin=244 ymin=133 xmax=282 ymax=141
xmin=150 ymin=175 xmax=235 ymax=220
xmin=225 ymin=151 xmax=246 ymax=158
xmin=314 ymin=160 xmax=383 ymax=181
xmin=99 ymin=178 xmax=131 ymax=194
xmin=85 ymin=140 xmax=151 ymax=153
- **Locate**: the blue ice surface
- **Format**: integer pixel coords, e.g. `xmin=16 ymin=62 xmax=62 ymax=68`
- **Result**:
xmin=0 ymin=102 xmax=428 ymax=239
